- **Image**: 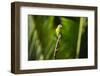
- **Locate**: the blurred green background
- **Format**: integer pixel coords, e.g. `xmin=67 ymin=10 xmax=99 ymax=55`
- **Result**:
xmin=28 ymin=15 xmax=88 ymax=60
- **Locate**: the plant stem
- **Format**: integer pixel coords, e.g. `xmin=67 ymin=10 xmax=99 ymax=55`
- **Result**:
xmin=76 ymin=17 xmax=85 ymax=58
xmin=54 ymin=34 xmax=61 ymax=59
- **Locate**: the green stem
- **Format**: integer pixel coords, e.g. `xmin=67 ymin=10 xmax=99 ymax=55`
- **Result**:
xmin=76 ymin=17 xmax=85 ymax=58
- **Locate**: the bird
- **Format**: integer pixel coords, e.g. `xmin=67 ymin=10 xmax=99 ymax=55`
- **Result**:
xmin=56 ymin=24 xmax=62 ymax=37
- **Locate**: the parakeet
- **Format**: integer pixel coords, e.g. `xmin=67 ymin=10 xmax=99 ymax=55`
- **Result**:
xmin=56 ymin=24 xmax=62 ymax=37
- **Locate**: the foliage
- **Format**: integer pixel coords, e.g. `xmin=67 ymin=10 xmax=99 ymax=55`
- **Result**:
xmin=28 ymin=15 xmax=88 ymax=60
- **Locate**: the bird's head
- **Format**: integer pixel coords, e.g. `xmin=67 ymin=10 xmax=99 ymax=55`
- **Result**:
xmin=58 ymin=24 xmax=62 ymax=29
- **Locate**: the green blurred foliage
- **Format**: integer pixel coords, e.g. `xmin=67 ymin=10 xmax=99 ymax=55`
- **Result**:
xmin=28 ymin=15 xmax=87 ymax=60
xmin=56 ymin=17 xmax=80 ymax=59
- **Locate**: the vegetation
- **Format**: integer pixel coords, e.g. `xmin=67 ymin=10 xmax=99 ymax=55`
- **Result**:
xmin=28 ymin=15 xmax=88 ymax=60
